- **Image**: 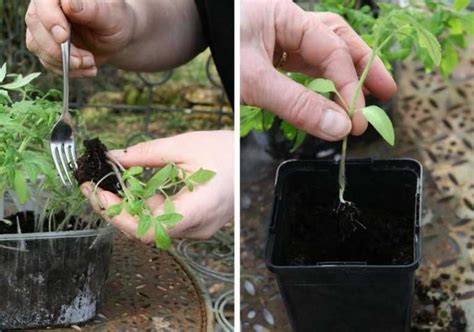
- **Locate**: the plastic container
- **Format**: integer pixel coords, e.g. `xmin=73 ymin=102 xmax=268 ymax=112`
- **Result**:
xmin=266 ymin=159 xmax=422 ymax=332
xmin=0 ymin=225 xmax=114 ymax=329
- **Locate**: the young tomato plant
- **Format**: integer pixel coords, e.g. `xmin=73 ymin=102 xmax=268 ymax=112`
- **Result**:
xmin=241 ymin=6 xmax=443 ymax=206
xmin=307 ymin=8 xmax=442 ymax=203
xmin=100 ymin=161 xmax=215 ymax=250
xmin=241 ymin=1 xmax=471 ymax=150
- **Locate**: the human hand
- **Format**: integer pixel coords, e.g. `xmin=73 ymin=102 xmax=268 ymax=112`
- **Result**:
xmin=80 ymin=130 xmax=234 ymax=241
xmin=241 ymin=0 xmax=397 ymax=140
xmin=25 ymin=0 xmax=135 ymax=77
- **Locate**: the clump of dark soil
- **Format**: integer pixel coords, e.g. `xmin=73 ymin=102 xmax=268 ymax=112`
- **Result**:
xmin=412 ymin=277 xmax=467 ymax=331
xmin=0 ymin=211 xmax=100 ymax=234
xmin=74 ymin=138 xmax=120 ymax=194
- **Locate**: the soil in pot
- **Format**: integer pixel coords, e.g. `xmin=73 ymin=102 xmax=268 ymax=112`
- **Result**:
xmin=277 ymin=168 xmax=417 ymax=266
xmin=74 ymin=138 xmax=120 ymax=194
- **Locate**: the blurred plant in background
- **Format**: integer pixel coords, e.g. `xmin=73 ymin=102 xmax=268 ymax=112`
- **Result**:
xmin=0 ymin=1 xmax=232 ymax=149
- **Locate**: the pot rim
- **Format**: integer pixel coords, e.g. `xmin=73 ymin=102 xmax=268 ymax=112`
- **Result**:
xmin=0 ymin=224 xmax=114 ymax=241
xmin=267 ymin=158 xmax=423 ymax=270
xmin=274 ymin=158 xmax=422 ymax=187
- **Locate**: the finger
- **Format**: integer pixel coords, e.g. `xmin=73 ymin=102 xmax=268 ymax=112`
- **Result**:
xmin=32 ymin=0 xmax=70 ymax=43
xmin=107 ymin=132 xmax=215 ymax=168
xmin=39 ymin=56 xmax=97 ymax=78
xmin=274 ymin=6 xmax=367 ymax=135
xmin=26 ymin=3 xmax=97 ymax=71
xmin=160 ymin=188 xmax=231 ymax=240
xmin=69 ymin=66 xmax=98 ymax=78
xmin=38 ymin=58 xmax=62 ymax=75
xmin=241 ymin=58 xmax=351 ymax=141
xmin=61 ymin=0 xmax=125 ymax=32
xmin=80 ymin=183 xmax=144 ymax=240
xmin=27 ymin=28 xmax=93 ymax=71
xmin=317 ymin=12 xmax=397 ymax=102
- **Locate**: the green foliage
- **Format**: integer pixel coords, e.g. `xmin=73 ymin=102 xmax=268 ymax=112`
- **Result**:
xmin=315 ymin=0 xmax=472 ymax=76
xmin=280 ymin=121 xmax=307 ymax=152
xmin=361 ymin=106 xmax=395 ymax=146
xmin=306 ymin=78 xmax=337 ymax=94
xmin=105 ymin=162 xmax=215 ymax=250
xmin=0 ymin=63 xmax=95 ymax=230
xmin=0 ymin=64 xmax=60 ymax=201
xmin=240 ymin=106 xmax=275 ymax=137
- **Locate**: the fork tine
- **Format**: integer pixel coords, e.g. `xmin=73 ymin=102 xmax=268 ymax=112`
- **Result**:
xmin=58 ymin=144 xmax=73 ymax=185
xmin=69 ymin=142 xmax=78 ymax=169
xmin=65 ymin=143 xmax=74 ymax=170
xmin=51 ymin=145 xmax=68 ymax=186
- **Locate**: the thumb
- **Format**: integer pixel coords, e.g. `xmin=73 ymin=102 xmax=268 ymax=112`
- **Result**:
xmin=242 ymin=60 xmax=351 ymax=141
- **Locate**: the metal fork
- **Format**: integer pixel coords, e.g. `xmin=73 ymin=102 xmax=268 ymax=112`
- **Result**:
xmin=50 ymin=39 xmax=77 ymax=185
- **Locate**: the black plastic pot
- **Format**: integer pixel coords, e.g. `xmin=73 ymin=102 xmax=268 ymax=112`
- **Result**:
xmin=0 ymin=225 xmax=114 ymax=328
xmin=266 ymin=159 xmax=422 ymax=332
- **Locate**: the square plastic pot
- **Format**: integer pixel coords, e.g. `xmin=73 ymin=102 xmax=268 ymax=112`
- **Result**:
xmin=0 ymin=224 xmax=114 ymax=329
xmin=265 ymin=159 xmax=422 ymax=332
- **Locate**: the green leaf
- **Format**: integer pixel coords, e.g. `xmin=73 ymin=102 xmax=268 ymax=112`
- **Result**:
xmin=415 ymin=26 xmax=442 ymax=66
xmin=460 ymin=12 xmax=474 ymax=36
xmin=154 ymin=222 xmax=172 ymax=249
xmin=361 ymin=105 xmax=395 ymax=146
xmin=126 ymin=199 xmax=144 ymax=216
xmin=164 ymin=197 xmax=175 ymax=214
xmin=13 ymin=171 xmax=29 ymax=205
xmin=307 ymin=78 xmax=336 ymax=94
xmin=0 ymin=72 xmax=41 ymax=90
xmin=280 ymin=121 xmax=307 ymax=152
xmin=0 ymin=63 xmax=6 ymax=83
xmin=106 ymin=203 xmax=123 ymax=218
xmin=127 ymin=177 xmax=144 ymax=195
xmin=184 ymin=179 xmax=194 ymax=192
xmin=453 ymin=0 xmax=469 ymax=11
xmin=290 ymin=130 xmax=306 ymax=153
xmin=188 ymin=168 xmax=216 ymax=184
xmin=240 ymin=106 xmax=275 ymax=136
xmin=143 ymin=164 xmax=173 ymax=198
xmin=448 ymin=34 xmax=467 ymax=48
xmin=440 ymin=42 xmax=459 ymax=77
xmin=122 ymin=166 xmax=143 ymax=181
xmin=0 ymin=89 xmax=11 ymax=104
xmin=448 ymin=18 xmax=463 ymax=34
xmin=392 ymin=12 xmax=441 ymax=66
xmin=24 ymin=162 xmax=39 ymax=183
xmin=136 ymin=214 xmax=153 ymax=237
xmin=287 ymin=72 xmax=311 ymax=85
xmin=156 ymin=213 xmax=183 ymax=227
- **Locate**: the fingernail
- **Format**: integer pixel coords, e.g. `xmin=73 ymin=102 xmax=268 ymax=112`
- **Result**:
xmin=70 ymin=57 xmax=81 ymax=69
xmin=82 ymin=56 xmax=95 ymax=68
xmin=71 ymin=0 xmax=83 ymax=12
xmin=51 ymin=25 xmax=67 ymax=43
xmin=320 ymin=109 xmax=351 ymax=138
xmin=108 ymin=150 xmax=125 ymax=158
xmin=80 ymin=185 xmax=91 ymax=197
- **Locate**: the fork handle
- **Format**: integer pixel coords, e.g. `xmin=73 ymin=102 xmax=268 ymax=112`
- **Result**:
xmin=61 ymin=40 xmax=70 ymax=113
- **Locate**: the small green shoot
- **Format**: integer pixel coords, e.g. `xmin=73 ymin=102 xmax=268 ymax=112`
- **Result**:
xmin=101 ymin=162 xmax=215 ymax=250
